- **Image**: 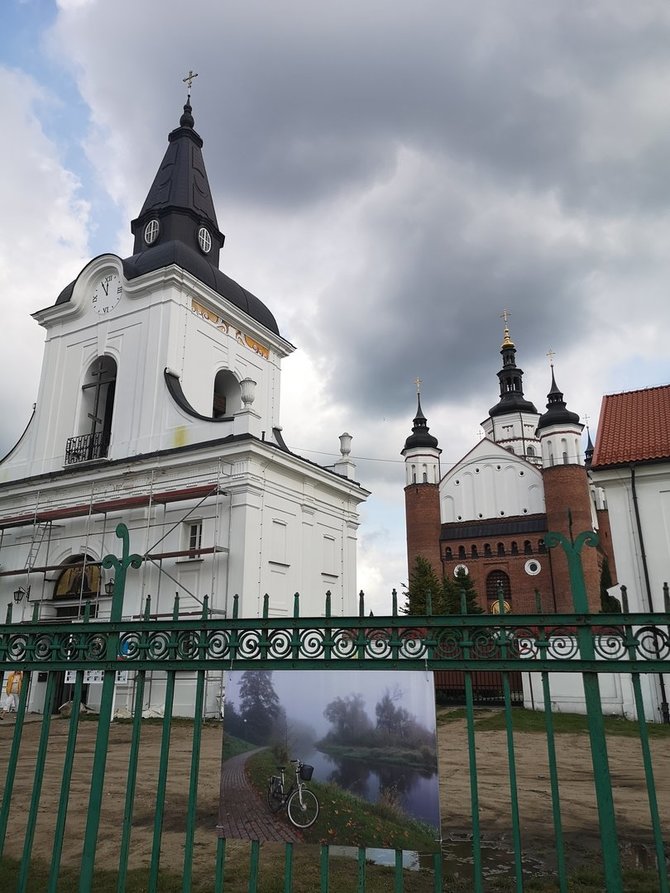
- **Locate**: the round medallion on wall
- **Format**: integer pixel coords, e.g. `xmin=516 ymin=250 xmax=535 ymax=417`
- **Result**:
xmin=525 ymin=558 xmax=542 ymax=576
xmin=453 ymin=564 xmax=469 ymax=577
xmin=197 ymin=226 xmax=212 ymax=254
xmin=144 ymin=219 xmax=160 ymax=245
xmin=490 ymin=599 xmax=511 ymax=614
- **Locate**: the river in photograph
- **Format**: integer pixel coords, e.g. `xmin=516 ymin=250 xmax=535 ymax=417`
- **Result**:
xmin=303 ymin=748 xmax=440 ymax=829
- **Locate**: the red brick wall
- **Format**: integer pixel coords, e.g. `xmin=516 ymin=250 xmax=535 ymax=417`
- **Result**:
xmin=404 ymin=483 xmax=442 ymax=577
xmin=542 ymin=465 xmax=600 ymax=612
xmin=441 ymin=528 xmax=556 ymax=614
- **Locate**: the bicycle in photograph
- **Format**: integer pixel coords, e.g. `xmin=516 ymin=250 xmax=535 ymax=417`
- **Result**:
xmin=267 ymin=758 xmax=320 ymax=828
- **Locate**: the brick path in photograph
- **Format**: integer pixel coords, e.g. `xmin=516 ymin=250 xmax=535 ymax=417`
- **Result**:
xmin=218 ymin=748 xmax=301 ymax=843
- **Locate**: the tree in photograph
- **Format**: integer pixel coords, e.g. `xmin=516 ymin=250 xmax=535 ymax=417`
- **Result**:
xmin=402 ymin=555 xmax=445 ymax=614
xmin=323 ymin=693 xmax=373 ymax=745
xmin=599 ymin=557 xmax=622 ymax=613
xmin=237 ymin=670 xmax=282 ymax=744
xmin=444 ymin=568 xmax=483 ymax=614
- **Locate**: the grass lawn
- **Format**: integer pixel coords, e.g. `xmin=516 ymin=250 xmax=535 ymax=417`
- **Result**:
xmin=437 ymin=705 xmax=670 ymax=737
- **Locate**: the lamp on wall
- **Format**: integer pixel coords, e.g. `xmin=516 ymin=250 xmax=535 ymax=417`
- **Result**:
xmin=13 ymin=586 xmax=30 ymax=604
xmin=104 ymin=579 xmax=115 ymax=596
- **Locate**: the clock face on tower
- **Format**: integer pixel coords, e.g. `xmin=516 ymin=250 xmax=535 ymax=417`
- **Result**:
xmin=91 ymin=272 xmax=122 ymax=315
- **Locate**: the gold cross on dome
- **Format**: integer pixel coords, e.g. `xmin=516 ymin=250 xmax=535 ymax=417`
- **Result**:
xmin=415 ymin=377 xmax=422 ymax=394
xmin=583 ymin=413 xmax=590 ymax=426
xmin=500 ymin=309 xmax=511 ymax=324
xmin=546 ymin=348 xmax=556 ymax=366
xmin=183 ymin=70 xmax=199 ymax=99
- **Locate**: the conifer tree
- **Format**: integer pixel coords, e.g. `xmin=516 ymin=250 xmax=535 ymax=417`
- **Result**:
xmin=402 ymin=556 xmax=445 ymax=614
xmin=444 ymin=568 xmax=484 ymax=614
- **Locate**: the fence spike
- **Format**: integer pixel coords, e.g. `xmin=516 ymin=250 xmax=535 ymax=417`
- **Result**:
xmin=391 ymin=588 xmax=398 ymax=616
xmin=263 ymin=593 xmax=270 ymax=619
xmin=5 ymin=603 xmax=11 ymax=623
xmin=293 ymin=593 xmax=300 ymax=619
xmin=84 ymin=600 xmax=92 ymax=621
xmin=31 ymin=601 xmax=39 ymax=621
xmin=663 ymin=582 xmax=669 ymax=614
xmin=358 ymin=590 xmax=365 ymax=618
xmin=173 ymin=592 xmax=180 ymax=620
xmin=426 ymin=589 xmax=433 ymax=616
xmin=232 ymin=595 xmax=239 ymax=619
xmin=325 ymin=591 xmax=331 ymax=618
xmin=143 ymin=594 xmax=152 ymax=621
xmin=620 ymin=585 xmax=629 ymax=613
xmin=202 ymin=594 xmax=209 ymax=619
xmin=460 ymin=588 xmax=467 ymax=615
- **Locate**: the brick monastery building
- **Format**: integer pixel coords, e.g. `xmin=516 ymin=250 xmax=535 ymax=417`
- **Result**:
xmin=402 ymin=323 xmax=616 ymax=614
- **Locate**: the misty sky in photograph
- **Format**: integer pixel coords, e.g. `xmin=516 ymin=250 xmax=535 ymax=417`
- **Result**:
xmin=225 ymin=670 xmax=436 ymax=739
xmin=2 ymin=0 xmax=670 ymax=608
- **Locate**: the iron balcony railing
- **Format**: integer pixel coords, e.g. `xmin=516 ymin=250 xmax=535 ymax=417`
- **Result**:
xmin=64 ymin=432 xmax=109 ymax=465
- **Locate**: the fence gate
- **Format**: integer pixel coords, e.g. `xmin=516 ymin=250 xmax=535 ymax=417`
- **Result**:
xmin=0 ymin=524 xmax=669 ymax=892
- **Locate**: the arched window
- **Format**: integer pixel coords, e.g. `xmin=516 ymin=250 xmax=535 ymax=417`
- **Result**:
xmin=486 ymin=570 xmax=511 ymax=608
xmin=538 ymin=539 xmax=546 ymax=553
xmin=458 ymin=545 xmax=466 ymax=560
xmin=471 ymin=545 xmax=478 ymax=558
xmin=213 ymin=370 xmax=240 ymax=418
xmin=511 ymin=541 xmax=519 ymax=555
xmin=53 ymin=554 xmax=102 ymax=618
xmin=411 ymin=465 xmax=416 ymax=484
xmin=497 ymin=542 xmax=505 ymax=556
xmin=484 ymin=543 xmax=492 ymax=557
xmin=526 ymin=445 xmax=535 ymax=457
xmin=444 ymin=547 xmax=452 ymax=560
xmin=524 ymin=540 xmax=532 ymax=554
xmin=68 ymin=357 xmax=117 ymax=464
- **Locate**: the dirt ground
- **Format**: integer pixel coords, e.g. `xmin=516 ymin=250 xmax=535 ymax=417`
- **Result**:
xmin=0 ymin=711 xmax=668 ymax=877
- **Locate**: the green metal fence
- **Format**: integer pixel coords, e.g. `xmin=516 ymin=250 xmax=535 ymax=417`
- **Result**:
xmin=0 ymin=523 xmax=668 ymax=892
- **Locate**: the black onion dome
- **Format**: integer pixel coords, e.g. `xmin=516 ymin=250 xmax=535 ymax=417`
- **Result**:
xmin=488 ymin=326 xmax=537 ymax=417
xmin=55 ymin=100 xmax=280 ymax=337
xmin=537 ymin=369 xmax=581 ymax=430
xmin=403 ymin=395 xmax=440 ymax=451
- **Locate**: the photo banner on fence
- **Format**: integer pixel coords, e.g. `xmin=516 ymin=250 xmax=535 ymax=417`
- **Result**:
xmin=217 ymin=669 xmax=441 ymax=851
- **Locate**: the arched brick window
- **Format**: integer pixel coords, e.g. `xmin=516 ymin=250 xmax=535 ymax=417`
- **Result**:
xmin=486 ymin=570 xmax=511 ymax=609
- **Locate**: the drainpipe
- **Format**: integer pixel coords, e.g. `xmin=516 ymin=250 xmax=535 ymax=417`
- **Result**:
xmin=630 ymin=464 xmax=669 ymax=723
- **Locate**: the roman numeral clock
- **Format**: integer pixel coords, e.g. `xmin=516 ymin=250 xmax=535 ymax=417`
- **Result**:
xmin=91 ymin=271 xmax=123 ymax=315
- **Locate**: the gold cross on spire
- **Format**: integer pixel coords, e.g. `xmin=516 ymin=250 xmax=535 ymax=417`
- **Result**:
xmin=183 ymin=70 xmax=199 ymax=100
xmin=583 ymin=413 xmax=590 ymax=426
xmin=546 ymin=348 xmax=556 ymax=367
xmin=500 ymin=309 xmax=513 ymax=347
xmin=415 ymin=377 xmax=422 ymax=394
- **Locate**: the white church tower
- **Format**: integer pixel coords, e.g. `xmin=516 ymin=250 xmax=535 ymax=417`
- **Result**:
xmin=0 ymin=96 xmax=368 ymax=715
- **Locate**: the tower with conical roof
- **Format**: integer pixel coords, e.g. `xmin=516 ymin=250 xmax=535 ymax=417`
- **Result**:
xmin=537 ymin=364 xmax=600 ymax=610
xmin=402 ymin=387 xmax=442 ymax=576
xmin=0 ymin=92 xmax=369 ymax=698
xmin=480 ymin=318 xmax=542 ymax=466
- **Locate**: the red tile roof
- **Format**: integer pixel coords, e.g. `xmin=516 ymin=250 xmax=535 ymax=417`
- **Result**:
xmin=592 ymin=385 xmax=670 ymax=467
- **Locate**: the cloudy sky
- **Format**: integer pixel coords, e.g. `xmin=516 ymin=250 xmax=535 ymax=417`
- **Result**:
xmin=2 ymin=0 xmax=670 ymax=612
